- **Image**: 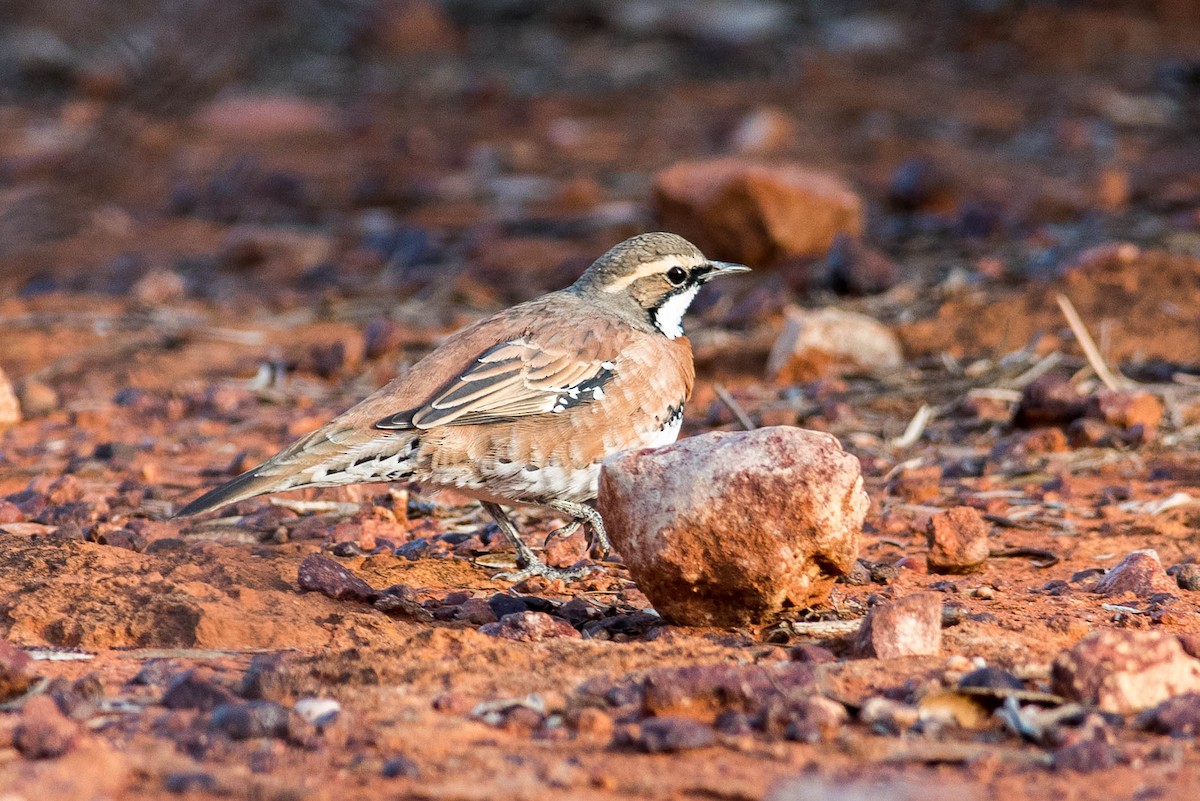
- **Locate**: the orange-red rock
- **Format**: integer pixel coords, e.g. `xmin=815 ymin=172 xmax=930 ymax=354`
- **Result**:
xmin=653 ymin=159 xmax=863 ymax=266
xmin=926 ymin=507 xmax=991 ymax=574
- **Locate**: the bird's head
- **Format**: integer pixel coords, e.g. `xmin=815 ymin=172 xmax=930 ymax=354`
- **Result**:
xmin=573 ymin=232 xmax=749 ymax=339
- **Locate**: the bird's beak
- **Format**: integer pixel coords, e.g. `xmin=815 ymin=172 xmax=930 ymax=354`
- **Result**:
xmin=702 ymin=261 xmax=751 ymax=281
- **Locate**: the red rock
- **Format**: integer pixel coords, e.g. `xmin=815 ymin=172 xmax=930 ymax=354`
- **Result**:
xmin=0 ymin=501 xmax=23 ymax=524
xmin=0 ymin=367 xmax=21 ymax=428
xmin=925 ymin=507 xmax=991 ymax=574
xmin=855 ymin=592 xmax=943 ymax=658
xmin=990 ymin=427 xmax=1070 ymax=460
xmin=15 ymin=695 xmax=79 ymax=759
xmin=572 ymin=707 xmax=614 ymax=739
xmin=1014 ymin=375 xmax=1086 ymax=428
xmin=14 ymin=379 xmax=58 ymax=417
xmin=0 ymin=640 xmax=33 ymax=700
xmin=1086 ymin=389 xmax=1164 ymax=440
xmin=1052 ymin=630 xmax=1200 ymax=714
xmin=1094 ymin=550 xmax=1176 ymax=598
xmin=630 ymin=716 xmax=715 ymax=753
xmin=789 ymin=643 xmax=836 ymax=664
xmin=642 ymin=663 xmax=816 ymax=721
xmin=297 ymin=554 xmax=376 ymax=602
xmin=887 ymin=465 xmax=942 ymax=504
xmin=653 ymin=159 xmax=864 ymax=266
xmin=1067 ymin=417 xmax=1120 ymax=447
xmin=766 ymin=307 xmax=903 ymax=383
xmin=599 ymin=427 xmax=868 ymax=626
xmin=477 ymin=611 xmax=580 ymax=642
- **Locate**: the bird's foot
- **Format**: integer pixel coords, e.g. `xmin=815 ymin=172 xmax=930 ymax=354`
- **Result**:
xmin=546 ymin=501 xmax=611 ymax=559
xmin=494 ymin=559 xmax=599 ymax=584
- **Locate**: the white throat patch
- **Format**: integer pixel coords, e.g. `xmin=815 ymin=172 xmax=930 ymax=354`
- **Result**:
xmin=652 ymin=284 xmax=700 ymax=339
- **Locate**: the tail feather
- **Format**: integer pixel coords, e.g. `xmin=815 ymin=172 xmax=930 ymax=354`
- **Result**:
xmin=175 ymin=428 xmax=422 ymax=517
xmin=174 ymin=468 xmax=283 ymax=517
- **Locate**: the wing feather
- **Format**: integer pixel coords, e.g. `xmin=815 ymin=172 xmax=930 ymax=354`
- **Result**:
xmin=390 ymin=339 xmax=616 ymax=430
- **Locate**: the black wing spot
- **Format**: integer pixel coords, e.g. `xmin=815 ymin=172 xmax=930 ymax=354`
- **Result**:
xmin=550 ymin=364 xmax=616 ymax=413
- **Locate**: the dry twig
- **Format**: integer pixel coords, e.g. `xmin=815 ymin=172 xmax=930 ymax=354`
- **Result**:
xmin=1055 ymin=294 xmax=1126 ymax=391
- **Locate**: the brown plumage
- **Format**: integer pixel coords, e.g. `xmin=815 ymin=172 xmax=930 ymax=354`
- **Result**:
xmin=177 ymin=232 xmax=748 ymax=581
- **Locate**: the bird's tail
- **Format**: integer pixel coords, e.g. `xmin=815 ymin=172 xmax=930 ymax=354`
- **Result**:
xmin=174 ymin=424 xmax=421 ymax=518
xmin=174 ymin=467 xmax=284 ymax=517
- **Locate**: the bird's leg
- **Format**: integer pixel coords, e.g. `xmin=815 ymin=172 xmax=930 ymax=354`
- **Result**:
xmin=545 ymin=500 xmax=610 ymax=559
xmin=480 ymin=502 xmax=595 ymax=583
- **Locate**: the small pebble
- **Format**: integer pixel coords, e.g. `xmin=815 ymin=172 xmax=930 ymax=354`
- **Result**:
xmin=381 ymin=755 xmax=420 ymax=778
xmin=293 ymin=697 xmax=341 ymax=726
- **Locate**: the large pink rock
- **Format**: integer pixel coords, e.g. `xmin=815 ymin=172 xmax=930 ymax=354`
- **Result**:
xmin=854 ymin=592 xmax=943 ymax=658
xmin=599 ymin=427 xmax=867 ymax=626
xmin=653 ymin=159 xmax=864 ymax=266
xmin=1052 ymin=630 xmax=1200 ymax=714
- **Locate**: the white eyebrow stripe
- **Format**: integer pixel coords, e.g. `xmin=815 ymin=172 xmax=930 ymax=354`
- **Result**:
xmin=601 ymin=254 xmax=707 ymax=292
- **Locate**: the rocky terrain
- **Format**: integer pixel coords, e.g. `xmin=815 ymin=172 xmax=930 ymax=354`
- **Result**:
xmin=1 ymin=1 xmax=1200 ymax=799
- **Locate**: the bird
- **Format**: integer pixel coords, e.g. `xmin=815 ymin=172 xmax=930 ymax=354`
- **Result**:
xmin=176 ymin=232 xmax=749 ymax=582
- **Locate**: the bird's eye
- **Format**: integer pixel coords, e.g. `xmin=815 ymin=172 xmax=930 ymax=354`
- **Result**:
xmin=666 ymin=266 xmax=687 ymax=285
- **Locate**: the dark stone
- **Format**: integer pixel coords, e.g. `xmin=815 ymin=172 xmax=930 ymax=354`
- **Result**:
xmin=210 ymin=700 xmax=291 ymax=740
xmin=1014 ymin=375 xmax=1086 ymax=428
xmin=788 ymin=644 xmax=836 ymax=664
xmin=634 ymin=716 xmax=715 ymax=753
xmin=372 ymin=584 xmax=431 ymax=619
xmin=297 ymin=553 xmax=375 ymax=601
xmin=129 ymin=659 xmax=172 ymax=687
xmin=330 ymin=541 xmax=363 ymax=557
xmin=164 ymin=773 xmax=218 ymax=794
xmin=1145 ymin=693 xmax=1200 ymax=737
xmin=381 ymin=755 xmax=420 ymax=778
xmin=824 ymin=234 xmax=898 ymax=295
xmin=959 ymin=667 xmax=1024 ymax=692
xmin=1172 ymin=564 xmax=1200 ymax=591
xmin=239 ymin=654 xmax=290 ymax=701
xmin=161 ymin=670 xmax=237 ymax=711
xmin=487 ymin=593 xmax=528 ymax=619
xmin=1053 ymin=740 xmax=1120 ymax=773
xmin=393 ymin=538 xmax=430 ymax=560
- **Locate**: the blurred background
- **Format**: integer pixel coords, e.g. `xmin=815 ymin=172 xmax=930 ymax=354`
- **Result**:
xmin=1 ymin=0 xmax=1198 ymax=393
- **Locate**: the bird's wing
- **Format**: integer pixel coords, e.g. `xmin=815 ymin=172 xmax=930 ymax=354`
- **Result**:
xmin=375 ymin=337 xmax=616 ymax=429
